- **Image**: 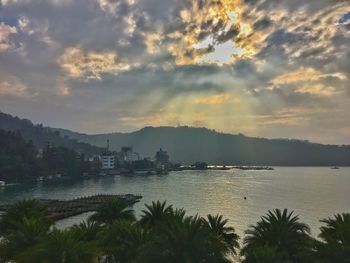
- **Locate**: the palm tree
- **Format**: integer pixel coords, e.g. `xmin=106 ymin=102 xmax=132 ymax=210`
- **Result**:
xmin=149 ymin=213 xmax=232 ymax=263
xmin=172 ymin=208 xmax=186 ymax=221
xmin=0 ymin=199 xmax=50 ymax=236
xmin=205 ymin=214 xmax=240 ymax=256
xmin=140 ymin=201 xmax=173 ymax=227
xmin=98 ymin=220 xmax=153 ymax=263
xmin=70 ymin=219 xmax=102 ymax=242
xmin=28 ymin=228 xmax=99 ymax=263
xmin=0 ymin=217 xmax=51 ymax=263
xmin=89 ymin=198 xmax=135 ymax=225
xmin=241 ymin=245 xmax=283 ymax=263
xmin=241 ymin=208 xmax=311 ymax=263
xmin=316 ymin=213 xmax=350 ymax=263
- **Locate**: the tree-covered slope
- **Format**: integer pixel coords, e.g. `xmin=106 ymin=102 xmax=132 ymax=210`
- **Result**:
xmin=0 ymin=112 xmax=102 ymax=155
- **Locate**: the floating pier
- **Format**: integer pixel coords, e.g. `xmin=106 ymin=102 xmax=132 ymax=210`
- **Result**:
xmin=0 ymin=194 xmax=142 ymax=221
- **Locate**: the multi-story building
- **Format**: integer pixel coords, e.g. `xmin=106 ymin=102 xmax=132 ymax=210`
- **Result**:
xmin=121 ymin=147 xmax=140 ymax=162
xmin=102 ymin=154 xmax=115 ymax=169
xmin=101 ymin=139 xmax=115 ymax=169
xmin=155 ymin=148 xmax=170 ymax=164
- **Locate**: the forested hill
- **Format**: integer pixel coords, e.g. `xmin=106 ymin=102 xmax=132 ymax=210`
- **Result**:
xmin=1 ymin=111 xmax=349 ymax=165
xmin=56 ymin=126 xmax=350 ymax=166
xmin=0 ymin=112 xmax=102 ymax=155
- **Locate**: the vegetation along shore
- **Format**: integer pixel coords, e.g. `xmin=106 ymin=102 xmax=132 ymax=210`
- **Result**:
xmin=0 ymin=198 xmax=349 ymax=262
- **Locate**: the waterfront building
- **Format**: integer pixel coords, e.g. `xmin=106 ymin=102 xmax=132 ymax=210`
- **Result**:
xmin=102 ymin=154 xmax=115 ymax=169
xmin=155 ymin=148 xmax=170 ymax=164
xmin=121 ymin=147 xmax=140 ymax=162
xmin=102 ymin=139 xmax=116 ymax=169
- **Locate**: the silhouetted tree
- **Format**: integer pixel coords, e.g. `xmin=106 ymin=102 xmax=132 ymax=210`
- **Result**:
xmin=316 ymin=213 xmax=350 ymax=263
xmin=89 ymin=199 xmax=136 ymax=225
xmin=241 ymin=209 xmax=312 ymax=263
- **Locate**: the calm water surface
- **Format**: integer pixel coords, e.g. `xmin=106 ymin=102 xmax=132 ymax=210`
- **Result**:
xmin=1 ymin=167 xmax=349 ymax=237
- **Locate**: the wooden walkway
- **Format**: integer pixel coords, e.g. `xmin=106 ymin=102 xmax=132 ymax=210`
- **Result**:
xmin=0 ymin=194 xmax=142 ymax=221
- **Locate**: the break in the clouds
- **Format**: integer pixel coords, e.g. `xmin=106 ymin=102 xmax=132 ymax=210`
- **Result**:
xmin=0 ymin=0 xmax=349 ymax=144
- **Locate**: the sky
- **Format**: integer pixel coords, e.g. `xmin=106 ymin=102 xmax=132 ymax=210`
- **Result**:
xmin=0 ymin=0 xmax=349 ymax=144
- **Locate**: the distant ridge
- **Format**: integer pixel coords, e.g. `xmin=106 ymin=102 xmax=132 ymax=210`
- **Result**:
xmin=1 ymin=111 xmax=349 ymax=165
xmin=56 ymin=126 xmax=350 ymax=166
xmin=0 ymin=111 xmax=102 ymax=155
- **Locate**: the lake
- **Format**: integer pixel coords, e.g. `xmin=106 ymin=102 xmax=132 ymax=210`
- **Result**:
xmin=0 ymin=167 xmax=349 ymax=238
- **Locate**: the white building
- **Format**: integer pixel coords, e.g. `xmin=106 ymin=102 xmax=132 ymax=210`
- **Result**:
xmin=102 ymin=154 xmax=115 ymax=169
xmin=125 ymin=151 xmax=140 ymax=162
xmin=121 ymin=147 xmax=140 ymax=162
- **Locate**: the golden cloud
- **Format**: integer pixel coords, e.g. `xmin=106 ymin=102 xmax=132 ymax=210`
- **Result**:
xmin=120 ymin=111 xmax=209 ymax=128
xmin=147 ymin=0 xmax=257 ymax=65
xmin=0 ymin=23 xmax=17 ymax=52
xmin=144 ymin=32 xmax=163 ymax=54
xmin=0 ymin=79 xmax=27 ymax=97
xmin=145 ymin=0 xmax=348 ymax=66
xmin=120 ymin=113 xmax=180 ymax=127
xmin=271 ymin=68 xmax=347 ymax=85
xmin=193 ymin=93 xmax=231 ymax=105
xmin=58 ymin=47 xmax=130 ymax=80
xmin=296 ymin=84 xmax=337 ymax=96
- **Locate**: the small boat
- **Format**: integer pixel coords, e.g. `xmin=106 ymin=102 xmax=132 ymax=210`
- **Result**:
xmin=0 ymin=181 xmax=5 ymax=187
xmin=331 ymin=167 xmax=340 ymax=169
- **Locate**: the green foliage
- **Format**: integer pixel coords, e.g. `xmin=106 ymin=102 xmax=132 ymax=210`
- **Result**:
xmin=0 ymin=111 xmax=101 ymax=156
xmin=89 ymin=199 xmax=136 ymax=225
xmin=242 ymin=245 xmax=283 ymax=263
xmin=316 ymin=213 xmax=350 ymax=263
xmin=70 ymin=219 xmax=102 ymax=242
xmin=28 ymin=229 xmax=99 ymax=263
xmin=0 ymin=128 xmax=98 ymax=182
xmin=0 ymin=199 xmax=51 ymax=236
xmin=0 ymin=199 xmax=52 ymax=263
xmin=0 ymin=217 xmax=51 ymax=263
xmin=138 ymin=201 xmax=239 ymax=262
xmin=241 ymin=208 xmax=312 ymax=263
xmin=0 ymin=130 xmax=38 ymax=181
xmin=98 ymin=220 xmax=152 ymax=263
xmin=41 ymin=144 xmax=89 ymax=177
xmin=140 ymin=201 xmax=174 ymax=227
xmin=205 ymin=214 xmax=240 ymax=256
xmin=1 ymin=200 xmax=349 ymax=263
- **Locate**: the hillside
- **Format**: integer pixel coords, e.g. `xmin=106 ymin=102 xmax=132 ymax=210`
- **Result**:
xmin=0 ymin=112 xmax=102 ymax=155
xmin=2 ymin=111 xmax=349 ymax=165
xmin=56 ymin=126 xmax=350 ymax=166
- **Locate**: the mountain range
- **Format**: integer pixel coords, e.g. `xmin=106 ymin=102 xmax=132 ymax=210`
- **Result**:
xmin=1 ymin=111 xmax=349 ymax=166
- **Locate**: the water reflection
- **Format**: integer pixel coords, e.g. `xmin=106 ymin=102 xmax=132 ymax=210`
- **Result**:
xmin=1 ymin=167 xmax=349 ymax=237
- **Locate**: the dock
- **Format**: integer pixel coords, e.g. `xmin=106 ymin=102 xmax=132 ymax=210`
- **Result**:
xmin=0 ymin=194 xmax=142 ymax=221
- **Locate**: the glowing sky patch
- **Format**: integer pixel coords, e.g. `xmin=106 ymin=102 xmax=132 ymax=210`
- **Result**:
xmin=195 ymin=41 xmax=245 ymax=65
xmin=58 ymin=48 xmax=130 ymax=80
xmin=194 ymin=93 xmax=231 ymax=105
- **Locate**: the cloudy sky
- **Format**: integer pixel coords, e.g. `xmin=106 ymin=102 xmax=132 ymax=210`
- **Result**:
xmin=0 ymin=0 xmax=349 ymax=144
